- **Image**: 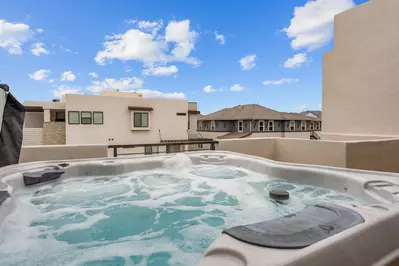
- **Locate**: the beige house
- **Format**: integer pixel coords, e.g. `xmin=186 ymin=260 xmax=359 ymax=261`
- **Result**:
xmin=198 ymin=104 xmax=321 ymax=140
xmin=23 ymin=91 xmax=200 ymax=150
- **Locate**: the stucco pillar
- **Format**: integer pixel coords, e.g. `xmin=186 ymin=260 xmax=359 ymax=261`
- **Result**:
xmin=43 ymin=109 xmax=50 ymax=122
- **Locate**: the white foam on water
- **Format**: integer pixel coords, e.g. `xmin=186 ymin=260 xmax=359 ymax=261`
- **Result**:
xmin=0 ymin=154 xmax=361 ymax=265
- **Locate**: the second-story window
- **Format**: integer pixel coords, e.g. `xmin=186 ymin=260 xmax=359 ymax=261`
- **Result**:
xmin=259 ymin=120 xmax=264 ymax=131
xmin=289 ymin=120 xmax=295 ymax=131
xmin=268 ymin=120 xmax=274 ymax=131
xmin=134 ymin=112 xmax=149 ymax=128
xmin=301 ymin=121 xmax=306 ymax=131
xmin=238 ymin=120 xmax=243 ymax=132
xmin=211 ymin=121 xmax=215 ymax=131
xmin=81 ymin=111 xmax=92 ymax=124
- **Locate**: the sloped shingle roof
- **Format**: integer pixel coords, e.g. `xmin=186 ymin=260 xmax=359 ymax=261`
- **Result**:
xmin=200 ymin=104 xmax=318 ymax=121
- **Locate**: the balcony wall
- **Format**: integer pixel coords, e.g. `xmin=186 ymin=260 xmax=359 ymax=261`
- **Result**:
xmin=218 ymin=137 xmax=399 ymax=173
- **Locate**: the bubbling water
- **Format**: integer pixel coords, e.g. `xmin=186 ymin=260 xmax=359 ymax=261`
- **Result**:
xmin=0 ymin=154 xmax=359 ymax=266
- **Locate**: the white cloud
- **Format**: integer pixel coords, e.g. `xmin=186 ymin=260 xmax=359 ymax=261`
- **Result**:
xmin=60 ymin=71 xmax=76 ymax=82
xmin=263 ymin=78 xmax=299 ymax=86
xmin=204 ymin=85 xmax=215 ymax=93
xmin=284 ymin=0 xmax=355 ymax=51
xmin=60 ymin=45 xmax=78 ymax=54
xmin=124 ymin=19 xmax=137 ymax=24
xmin=296 ymin=104 xmax=310 ymax=111
xmin=0 ymin=19 xmax=31 ymax=54
xmin=239 ymin=54 xmax=256 ymax=70
xmin=284 ymin=53 xmax=309 ymax=68
xmin=88 ymin=72 xmax=99 ymax=79
xmin=136 ymin=89 xmax=185 ymax=100
xmin=28 ymin=69 xmax=51 ymax=81
xmin=230 ymin=84 xmax=245 ymax=92
xmin=53 ymin=85 xmax=80 ymax=98
xmin=138 ymin=20 xmax=163 ymax=35
xmin=31 ymin=42 xmax=49 ymax=56
xmin=87 ymin=77 xmax=144 ymax=93
xmin=95 ymin=19 xmax=199 ymax=67
xmin=215 ymin=32 xmax=225 ymax=45
xmin=36 ymin=28 xmax=44 ymax=33
xmin=142 ymin=65 xmax=178 ymax=76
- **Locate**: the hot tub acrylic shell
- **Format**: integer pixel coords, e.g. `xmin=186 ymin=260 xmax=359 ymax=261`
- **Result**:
xmin=1 ymin=151 xmax=399 ymax=266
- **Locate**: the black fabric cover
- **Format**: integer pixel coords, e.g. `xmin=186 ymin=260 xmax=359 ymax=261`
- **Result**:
xmin=0 ymin=93 xmax=26 ymax=167
xmin=0 ymin=190 xmax=9 ymax=205
xmin=223 ymin=204 xmax=364 ymax=249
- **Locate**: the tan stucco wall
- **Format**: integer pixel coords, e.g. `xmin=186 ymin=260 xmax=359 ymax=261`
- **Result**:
xmin=218 ymin=138 xmax=276 ymax=160
xmin=24 ymin=101 xmax=65 ymax=110
xmin=274 ymin=138 xmax=347 ymax=168
xmin=248 ymin=132 xmax=311 ymax=139
xmin=321 ymin=132 xmax=399 ymax=141
xmin=323 ymin=0 xmax=399 ymax=137
xmin=19 ymin=144 xmax=108 ymax=163
xmin=346 ymin=139 xmax=399 ymax=173
xmin=43 ymin=122 xmax=66 ymax=145
xmin=64 ymin=94 xmax=189 ymax=145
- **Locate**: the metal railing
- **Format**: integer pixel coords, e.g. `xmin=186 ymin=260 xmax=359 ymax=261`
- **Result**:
xmin=108 ymin=139 xmax=218 ymax=157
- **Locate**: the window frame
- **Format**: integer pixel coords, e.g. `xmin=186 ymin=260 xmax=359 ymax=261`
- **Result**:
xmin=93 ymin=111 xmax=104 ymax=125
xmin=268 ymin=120 xmax=274 ymax=131
xmin=289 ymin=120 xmax=295 ymax=131
xmin=310 ymin=121 xmax=315 ymax=130
xmin=259 ymin=120 xmax=265 ymax=132
xmin=55 ymin=111 xmax=65 ymax=122
xmin=131 ymin=111 xmax=150 ymax=130
xmin=211 ymin=121 xmax=216 ymax=131
xmin=81 ymin=111 xmax=92 ymax=125
xmin=301 ymin=121 xmax=306 ymax=131
xmin=238 ymin=120 xmax=244 ymax=132
xmin=68 ymin=111 xmax=80 ymax=125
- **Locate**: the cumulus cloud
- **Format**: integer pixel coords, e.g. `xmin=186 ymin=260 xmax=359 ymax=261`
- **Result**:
xmin=284 ymin=0 xmax=355 ymax=51
xmin=136 ymin=89 xmax=185 ymax=100
xmin=60 ymin=71 xmax=76 ymax=82
xmin=28 ymin=69 xmax=51 ymax=81
xmin=239 ymin=54 xmax=256 ymax=70
xmin=88 ymin=72 xmax=99 ymax=79
xmin=0 ymin=19 xmax=32 ymax=54
xmin=230 ymin=84 xmax=245 ymax=92
xmin=95 ymin=19 xmax=199 ymax=67
xmin=31 ymin=42 xmax=49 ymax=56
xmin=60 ymin=45 xmax=79 ymax=54
xmin=53 ymin=85 xmax=80 ymax=98
xmin=138 ymin=20 xmax=163 ymax=35
xmin=284 ymin=53 xmax=309 ymax=68
xmin=215 ymin=32 xmax=225 ymax=45
xmin=87 ymin=77 xmax=144 ymax=93
xmin=142 ymin=65 xmax=178 ymax=76
xmin=263 ymin=78 xmax=299 ymax=86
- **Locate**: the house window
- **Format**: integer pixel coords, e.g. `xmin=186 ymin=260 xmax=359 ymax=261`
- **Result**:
xmin=238 ymin=120 xmax=243 ymax=132
xmin=133 ymin=112 xmax=149 ymax=128
xmin=188 ymin=115 xmax=191 ymax=130
xmin=211 ymin=121 xmax=215 ymax=131
xmin=68 ymin=111 xmax=80 ymax=124
xmin=310 ymin=121 xmax=315 ymax=130
xmin=55 ymin=111 xmax=65 ymax=122
xmin=198 ymin=143 xmax=203 ymax=149
xmin=301 ymin=121 xmax=306 ymax=131
xmin=81 ymin=111 xmax=92 ymax=124
xmin=289 ymin=120 xmax=295 ymax=131
xmin=259 ymin=120 xmax=265 ymax=131
xmin=93 ymin=112 xmax=104 ymax=125
xmin=268 ymin=120 xmax=274 ymax=131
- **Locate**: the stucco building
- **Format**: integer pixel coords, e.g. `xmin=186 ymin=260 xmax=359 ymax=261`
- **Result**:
xmin=198 ymin=104 xmax=321 ymax=139
xmin=23 ymin=91 xmax=200 ymax=152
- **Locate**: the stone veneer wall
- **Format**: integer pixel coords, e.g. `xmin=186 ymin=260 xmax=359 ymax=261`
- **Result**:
xmin=43 ymin=122 xmax=66 ymax=145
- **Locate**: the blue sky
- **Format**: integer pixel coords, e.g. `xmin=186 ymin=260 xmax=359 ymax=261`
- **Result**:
xmin=0 ymin=0 xmax=367 ymax=114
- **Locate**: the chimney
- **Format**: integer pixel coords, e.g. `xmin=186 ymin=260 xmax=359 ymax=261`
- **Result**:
xmin=52 ymin=99 xmax=60 ymax=102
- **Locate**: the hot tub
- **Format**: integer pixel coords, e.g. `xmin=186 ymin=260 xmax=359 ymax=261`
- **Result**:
xmin=0 ymin=151 xmax=398 ymax=266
